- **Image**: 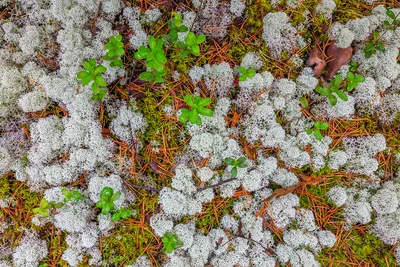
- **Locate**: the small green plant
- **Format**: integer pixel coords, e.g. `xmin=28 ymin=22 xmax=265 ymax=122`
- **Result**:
xmin=103 ymin=34 xmax=125 ymax=68
xmin=111 ymin=208 xmax=132 ymax=222
xmin=39 ymin=264 xmax=48 ymax=267
xmin=316 ymin=74 xmax=348 ymax=106
xmin=179 ymin=94 xmax=214 ymax=125
xmin=224 ymin=156 xmax=247 ymax=178
xmin=345 ymin=72 xmax=365 ymax=92
xmin=364 ymin=9 xmax=400 ymax=58
xmin=33 ymin=199 xmax=64 ymax=217
xmin=61 ymin=188 xmax=83 ymax=204
xmin=237 ymin=66 xmax=256 ymax=82
xmin=134 ymin=36 xmax=167 ymax=83
xmin=179 ymin=32 xmax=206 ymax=57
xmin=167 ymin=12 xmax=188 ymax=42
xmin=77 ymin=58 xmax=107 ymax=100
xmin=349 ymin=61 xmax=359 ymax=72
xmin=306 ymin=121 xmax=329 ymax=141
xmin=96 ymin=187 xmax=121 ymax=216
xmin=162 ymin=232 xmax=184 ymax=253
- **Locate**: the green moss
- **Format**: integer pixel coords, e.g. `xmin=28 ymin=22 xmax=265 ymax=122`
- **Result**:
xmin=195 ymin=198 xmax=235 ymax=233
xmin=318 ymin=231 xmax=397 ymax=267
xmin=0 ymin=176 xmax=10 ymax=199
xmin=101 ymin=222 xmax=160 ymax=265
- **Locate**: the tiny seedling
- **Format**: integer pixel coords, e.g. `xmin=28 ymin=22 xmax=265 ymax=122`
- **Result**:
xmin=162 ymin=232 xmax=184 ymax=253
xmin=346 ymin=72 xmax=365 ymax=92
xmin=306 ymin=121 xmax=329 ymax=141
xmin=96 ymin=187 xmax=121 ymax=216
xmin=62 ymin=188 xmax=83 ymax=203
xmin=238 ymin=66 xmax=256 ymax=82
xmin=103 ymin=34 xmax=125 ymax=68
xmin=364 ymin=31 xmax=385 ymax=58
xmin=167 ymin=12 xmax=188 ymax=42
xmin=111 ymin=208 xmax=132 ymax=222
xmin=349 ymin=61 xmax=359 ymax=72
xmin=364 ymin=9 xmax=399 ymax=58
xmin=180 ymin=32 xmax=206 ymax=57
xmin=134 ymin=36 xmax=167 ymax=83
xmin=179 ymin=94 xmax=214 ymax=125
xmin=316 ymin=74 xmax=348 ymax=106
xmin=77 ymin=58 xmax=107 ymax=100
xmin=224 ymin=157 xmax=247 ymax=178
xmin=33 ymin=199 xmax=64 ymax=217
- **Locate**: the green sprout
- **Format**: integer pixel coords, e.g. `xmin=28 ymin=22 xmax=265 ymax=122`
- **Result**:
xmin=306 ymin=121 xmax=329 ymax=141
xmin=349 ymin=61 xmax=359 ymax=72
xmin=61 ymin=188 xmax=83 ymax=204
xmin=76 ymin=58 xmax=107 ymax=100
xmin=316 ymin=74 xmax=347 ymax=106
xmin=224 ymin=157 xmax=247 ymax=178
xmin=162 ymin=232 xmax=184 ymax=254
xmin=179 ymin=94 xmax=214 ymax=125
xmin=103 ymin=34 xmax=125 ymax=68
xmin=364 ymin=31 xmax=385 ymax=59
xmin=134 ymin=36 xmax=167 ymax=83
xmin=238 ymin=66 xmax=255 ymax=82
xmin=111 ymin=208 xmax=132 ymax=222
xmin=167 ymin=12 xmax=188 ymax=42
xmin=364 ymin=9 xmax=399 ymax=58
xmin=346 ymin=72 xmax=365 ymax=92
xmin=33 ymin=199 xmax=64 ymax=217
xmin=96 ymin=187 xmax=121 ymax=216
xmin=179 ymin=32 xmax=206 ymax=57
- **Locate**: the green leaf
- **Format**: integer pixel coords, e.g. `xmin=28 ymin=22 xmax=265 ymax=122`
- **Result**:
xmin=101 ymin=187 xmax=114 ymax=200
xmin=237 ymin=66 xmax=246 ymax=74
xmin=116 ymin=47 xmax=125 ymax=56
xmin=347 ymin=81 xmax=357 ymax=92
xmin=364 ymin=42 xmax=375 ymax=52
xmin=197 ymin=107 xmax=213 ymax=117
xmin=178 ymin=25 xmax=188 ymax=32
xmin=376 ymin=42 xmax=385 ymax=53
xmin=96 ymin=200 xmax=105 ymax=208
xmin=111 ymin=213 xmax=121 ymax=222
xmin=384 ymin=20 xmax=391 ymax=26
xmin=134 ymin=46 xmax=150 ymax=59
xmin=168 ymin=30 xmax=178 ymax=41
xmin=54 ymin=202 xmax=64 ymax=209
xmin=185 ymin=32 xmax=196 ymax=45
xmin=313 ymin=129 xmax=323 ymax=141
xmin=95 ymin=75 xmax=107 ymax=87
xmin=102 ymin=205 xmax=112 ymax=215
xmin=184 ymin=94 xmax=194 ymax=107
xmin=224 ymin=158 xmax=234 ymax=165
xmin=332 ymin=75 xmax=342 ymax=87
xmin=299 ymin=97 xmax=308 ymax=108
xmin=95 ymin=65 xmax=107 ymax=74
xmin=237 ymin=157 xmax=247 ymax=168
xmin=316 ymin=86 xmax=331 ymax=96
xmin=355 ymin=74 xmax=365 ymax=83
xmin=247 ymin=68 xmax=256 ymax=78
xmin=306 ymin=128 xmax=312 ymax=135
xmin=386 ymin=9 xmax=395 ymax=20
xmin=231 ymin=166 xmax=238 ymax=178
xmin=346 ymin=72 xmax=355 ymax=81
xmin=139 ymin=71 xmax=153 ymax=82
xmin=191 ymin=44 xmax=200 ymax=56
xmin=239 ymin=74 xmax=247 ymax=82
xmin=373 ymin=31 xmax=380 ymax=41
xmin=196 ymin=34 xmax=206 ymax=44
xmin=335 ymin=90 xmax=348 ymax=101
xmin=189 ymin=109 xmax=199 ymax=125
xmin=155 ymin=51 xmax=167 ymax=63
xmin=314 ymin=121 xmax=321 ymax=129
xmin=198 ymin=98 xmax=211 ymax=107
xmin=328 ymin=94 xmax=337 ymax=106
xmin=77 ymin=71 xmax=92 ymax=86
xmin=320 ymin=122 xmax=329 ymax=130
xmin=39 ymin=199 xmax=49 ymax=208
xmin=148 ymin=36 xmax=156 ymax=50
xmin=112 ymin=191 xmax=121 ymax=201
